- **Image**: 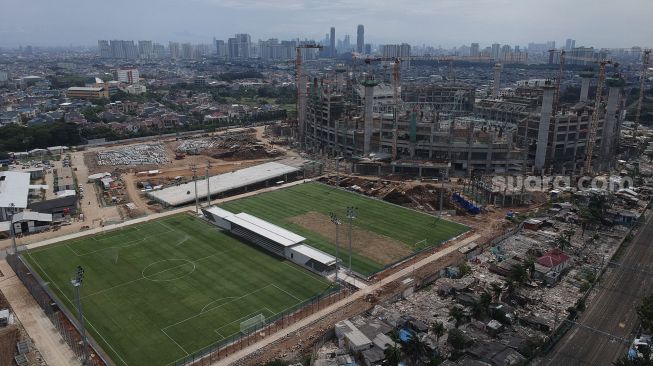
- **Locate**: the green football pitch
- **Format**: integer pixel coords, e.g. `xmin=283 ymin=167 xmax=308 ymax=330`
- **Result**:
xmin=23 ymin=214 xmax=332 ymax=366
xmin=221 ymin=182 xmax=469 ymax=276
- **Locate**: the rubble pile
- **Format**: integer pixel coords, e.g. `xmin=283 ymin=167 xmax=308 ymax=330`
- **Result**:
xmin=96 ymin=143 xmax=169 ymax=166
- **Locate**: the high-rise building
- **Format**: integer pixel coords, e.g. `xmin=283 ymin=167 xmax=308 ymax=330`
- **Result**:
xmin=215 ymin=39 xmax=226 ymax=57
xmin=357 ymin=25 xmax=364 ymax=53
xmin=181 ymin=43 xmax=193 ymax=59
xmin=227 ymin=33 xmax=251 ymax=59
xmin=169 ymin=42 xmax=180 ymax=59
xmin=565 ymin=38 xmax=576 ymax=50
xmin=110 ymin=40 xmax=126 ymax=59
xmin=491 ymin=43 xmax=501 ymax=59
xmin=330 ymin=27 xmax=336 ymax=58
xmin=138 ymin=40 xmax=153 ymax=59
xmin=364 ymin=44 xmax=372 ymax=54
xmin=343 ymin=35 xmax=351 ymax=53
xmin=379 ymin=43 xmax=411 ymax=58
xmin=117 ymin=68 xmax=139 ymax=84
xmin=470 ymin=43 xmax=480 ymax=57
xmin=153 ymin=43 xmax=166 ymax=59
xmin=98 ymin=40 xmax=111 ymax=58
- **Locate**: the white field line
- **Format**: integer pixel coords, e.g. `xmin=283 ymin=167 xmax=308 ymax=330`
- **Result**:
xmin=212 ymin=307 xmax=275 ymax=337
xmin=27 ymin=253 xmax=131 ymax=366
xmin=271 ymin=284 xmax=302 ymax=302
xmin=64 ymin=228 xmax=174 ymax=257
xmin=200 ymin=297 xmax=238 ymax=314
xmin=162 ymin=284 xmax=275 ymax=331
xmin=81 ymin=248 xmax=238 ymax=300
xmin=161 ymin=328 xmax=190 ymax=356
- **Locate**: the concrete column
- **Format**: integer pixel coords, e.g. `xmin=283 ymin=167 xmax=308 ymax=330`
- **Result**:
xmin=492 ymin=63 xmax=502 ymax=99
xmin=535 ymin=85 xmax=555 ymax=171
xmin=297 ymin=75 xmax=308 ymax=144
xmin=363 ymin=82 xmax=376 ymax=156
xmin=600 ymin=84 xmax=622 ymax=168
xmin=580 ymin=77 xmax=591 ymax=102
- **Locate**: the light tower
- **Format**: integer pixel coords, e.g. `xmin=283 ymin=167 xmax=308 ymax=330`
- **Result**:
xmin=71 ymin=266 xmax=89 ymax=365
xmin=205 ymin=161 xmax=212 ymax=206
xmin=190 ymin=164 xmax=199 ymax=213
xmin=346 ymin=206 xmax=357 ymax=272
xmin=329 ymin=212 xmax=341 ymax=283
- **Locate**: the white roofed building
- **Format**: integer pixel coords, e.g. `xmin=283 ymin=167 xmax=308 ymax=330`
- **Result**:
xmin=202 ymin=206 xmax=337 ymax=276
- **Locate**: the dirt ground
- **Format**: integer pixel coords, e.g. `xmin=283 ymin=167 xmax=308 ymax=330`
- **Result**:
xmin=288 ymin=212 xmax=412 ymax=265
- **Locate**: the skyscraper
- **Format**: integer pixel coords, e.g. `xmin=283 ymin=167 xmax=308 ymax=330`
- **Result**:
xmin=227 ymin=33 xmax=251 ymax=59
xmin=330 ymin=27 xmax=336 ymax=58
xmin=138 ymin=40 xmax=153 ymax=59
xmin=565 ymin=38 xmax=576 ymax=50
xmin=357 ymin=24 xmax=364 ymax=53
xmin=169 ymin=42 xmax=180 ymax=59
xmin=98 ymin=40 xmax=111 ymax=58
xmin=470 ymin=43 xmax=480 ymax=57
xmin=491 ymin=43 xmax=501 ymax=59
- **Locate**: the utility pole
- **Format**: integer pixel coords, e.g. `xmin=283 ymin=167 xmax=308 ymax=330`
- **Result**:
xmin=71 ymin=266 xmax=89 ymax=365
xmin=205 ymin=161 xmax=212 ymax=207
xmin=330 ymin=212 xmax=341 ymax=284
xmin=191 ymin=164 xmax=199 ymax=213
xmin=346 ymin=206 xmax=357 ymax=273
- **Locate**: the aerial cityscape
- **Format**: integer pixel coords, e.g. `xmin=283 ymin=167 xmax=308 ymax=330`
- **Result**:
xmin=0 ymin=1 xmax=652 ymax=366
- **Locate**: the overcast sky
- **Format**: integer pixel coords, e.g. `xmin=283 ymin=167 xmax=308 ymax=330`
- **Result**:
xmin=1 ymin=0 xmax=651 ymax=49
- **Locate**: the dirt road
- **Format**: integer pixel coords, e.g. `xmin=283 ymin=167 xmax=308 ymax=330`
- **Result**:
xmin=0 ymin=261 xmax=81 ymax=366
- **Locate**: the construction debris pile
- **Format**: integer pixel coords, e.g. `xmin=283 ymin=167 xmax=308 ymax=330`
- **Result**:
xmin=175 ymin=131 xmax=283 ymax=160
xmin=96 ymin=143 xmax=169 ymax=166
xmin=319 ymin=175 xmax=454 ymax=213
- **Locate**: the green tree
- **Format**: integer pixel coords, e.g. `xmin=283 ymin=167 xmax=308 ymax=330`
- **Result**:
xmin=638 ymin=294 xmax=653 ymax=332
xmin=491 ymin=282 xmax=503 ymax=302
xmin=384 ymin=342 xmax=402 ymax=366
xmin=449 ymin=306 xmax=466 ymax=328
xmin=448 ymin=328 xmax=466 ymax=350
xmin=510 ymin=263 xmax=528 ymax=284
xmin=458 ymin=262 xmax=471 ymax=277
xmin=431 ymin=321 xmax=445 ymax=342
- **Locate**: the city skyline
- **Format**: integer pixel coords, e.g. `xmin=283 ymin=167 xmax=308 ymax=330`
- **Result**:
xmin=1 ymin=0 xmax=651 ymax=49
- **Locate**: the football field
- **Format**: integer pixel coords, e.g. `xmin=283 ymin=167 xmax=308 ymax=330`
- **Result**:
xmin=23 ymin=214 xmax=332 ymax=366
xmin=221 ymin=182 xmax=469 ymax=275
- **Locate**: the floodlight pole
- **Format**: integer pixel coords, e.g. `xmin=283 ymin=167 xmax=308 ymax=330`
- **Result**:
xmin=346 ymin=206 xmax=357 ymax=273
xmin=335 ymin=156 xmax=342 ymax=188
xmin=71 ymin=266 xmax=89 ymax=365
xmin=9 ymin=203 xmax=17 ymax=255
xmin=330 ymin=212 xmax=341 ymax=284
xmin=206 ymin=161 xmax=212 ymax=207
xmin=191 ymin=164 xmax=199 ymax=213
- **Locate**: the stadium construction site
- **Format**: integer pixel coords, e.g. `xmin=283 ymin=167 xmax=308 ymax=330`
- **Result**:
xmin=5 ymin=155 xmax=487 ymax=366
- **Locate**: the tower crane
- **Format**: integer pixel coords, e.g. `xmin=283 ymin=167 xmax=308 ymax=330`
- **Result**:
xmin=634 ymin=49 xmax=652 ymax=138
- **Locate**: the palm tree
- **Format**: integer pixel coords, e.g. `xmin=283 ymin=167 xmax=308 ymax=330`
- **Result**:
xmin=490 ymin=282 xmax=503 ymax=302
xmin=384 ymin=343 xmax=402 ymax=366
xmin=450 ymin=306 xmax=466 ymax=328
xmin=431 ymin=321 xmax=445 ymax=342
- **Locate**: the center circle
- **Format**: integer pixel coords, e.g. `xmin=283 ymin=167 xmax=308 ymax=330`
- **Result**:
xmin=142 ymin=259 xmax=196 ymax=282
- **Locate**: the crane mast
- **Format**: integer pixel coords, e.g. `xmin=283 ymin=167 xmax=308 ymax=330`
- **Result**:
xmin=584 ymin=61 xmax=611 ymax=173
xmin=634 ymin=49 xmax=652 ymax=138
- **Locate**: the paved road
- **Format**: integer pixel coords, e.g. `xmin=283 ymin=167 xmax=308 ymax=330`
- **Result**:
xmin=543 ymin=211 xmax=653 ymax=366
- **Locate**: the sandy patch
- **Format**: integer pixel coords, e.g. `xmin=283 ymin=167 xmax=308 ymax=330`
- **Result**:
xmin=288 ymin=211 xmax=412 ymax=265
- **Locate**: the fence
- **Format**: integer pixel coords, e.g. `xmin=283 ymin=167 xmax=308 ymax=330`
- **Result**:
xmin=6 ymin=254 xmax=111 ymax=366
xmin=173 ymin=286 xmax=353 ymax=366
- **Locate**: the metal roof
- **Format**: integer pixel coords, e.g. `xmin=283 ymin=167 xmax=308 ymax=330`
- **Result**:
xmin=204 ymin=206 xmax=234 ymax=219
xmin=0 ymin=171 xmax=31 ymax=209
xmin=147 ymin=162 xmax=300 ymax=206
xmin=226 ymin=212 xmax=305 ymax=247
xmin=291 ymin=244 xmax=336 ymax=265
xmin=12 ymin=211 xmax=53 ymax=222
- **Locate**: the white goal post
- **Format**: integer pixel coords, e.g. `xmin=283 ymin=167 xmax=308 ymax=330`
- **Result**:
xmin=239 ymin=313 xmax=266 ymax=333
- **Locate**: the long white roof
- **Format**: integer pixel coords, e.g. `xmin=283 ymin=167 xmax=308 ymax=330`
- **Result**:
xmin=226 ymin=212 xmax=306 ymax=247
xmin=147 ymin=162 xmax=300 ymax=206
xmin=291 ymin=244 xmax=336 ymax=265
xmin=0 ymin=171 xmax=31 ymax=209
